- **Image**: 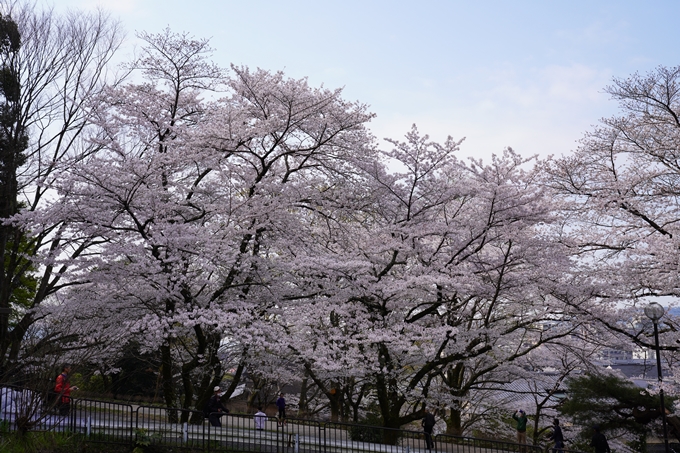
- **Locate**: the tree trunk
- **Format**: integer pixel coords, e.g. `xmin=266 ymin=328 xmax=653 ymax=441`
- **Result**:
xmin=446 ymin=406 xmax=463 ymax=436
xmin=160 ymin=345 xmax=178 ymax=423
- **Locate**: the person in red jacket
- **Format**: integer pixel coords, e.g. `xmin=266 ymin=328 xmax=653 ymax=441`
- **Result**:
xmin=54 ymin=365 xmax=77 ymax=416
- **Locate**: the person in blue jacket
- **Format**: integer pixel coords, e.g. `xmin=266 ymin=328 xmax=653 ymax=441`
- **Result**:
xmin=276 ymin=393 xmax=286 ymax=426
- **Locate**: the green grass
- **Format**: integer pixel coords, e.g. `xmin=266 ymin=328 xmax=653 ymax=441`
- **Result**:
xmin=0 ymin=431 xmax=130 ymax=452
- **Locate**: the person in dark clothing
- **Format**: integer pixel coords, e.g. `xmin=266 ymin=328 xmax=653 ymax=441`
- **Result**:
xmin=207 ymin=386 xmax=229 ymax=427
xmin=549 ymin=419 xmax=564 ymax=453
xmin=276 ymin=393 xmax=286 ymax=427
xmin=422 ymin=407 xmax=436 ymax=451
xmin=590 ymin=426 xmax=611 ymax=453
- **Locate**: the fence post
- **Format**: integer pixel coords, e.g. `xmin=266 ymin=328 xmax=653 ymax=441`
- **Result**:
xmin=86 ymin=416 xmax=91 ymax=437
xmin=183 ymin=422 xmax=188 ymax=443
xmin=207 ymin=415 xmax=211 ymax=451
xmin=202 ymin=413 xmax=206 ymax=452
xmin=134 ymin=406 xmax=140 ymax=449
xmin=129 ymin=404 xmax=134 ymax=449
xmin=69 ymin=398 xmax=75 ymax=433
xmin=277 ymin=417 xmax=281 ymax=453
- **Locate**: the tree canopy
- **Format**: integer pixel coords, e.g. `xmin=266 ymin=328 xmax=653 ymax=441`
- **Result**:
xmin=3 ymin=2 xmax=680 ymax=445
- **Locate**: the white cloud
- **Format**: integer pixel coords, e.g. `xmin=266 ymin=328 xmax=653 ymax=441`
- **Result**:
xmin=368 ymin=62 xmax=616 ymax=162
xmin=541 ymin=64 xmax=610 ymax=102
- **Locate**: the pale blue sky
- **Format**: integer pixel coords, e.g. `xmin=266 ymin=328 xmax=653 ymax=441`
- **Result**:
xmin=56 ymin=0 xmax=680 ymax=160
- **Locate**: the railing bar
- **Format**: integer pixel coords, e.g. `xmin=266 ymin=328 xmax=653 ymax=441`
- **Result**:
xmin=0 ymin=384 xmax=594 ymax=453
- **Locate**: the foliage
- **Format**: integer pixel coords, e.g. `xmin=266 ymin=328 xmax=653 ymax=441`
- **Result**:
xmin=0 ymin=431 xmax=131 ymax=453
xmin=348 ymin=423 xmax=392 ymax=444
xmin=12 ymin=22 xmax=593 ymax=436
xmin=348 ymin=404 xmax=387 ymax=443
xmin=543 ymin=65 xmax=680 ymax=358
xmin=543 ymin=64 xmax=680 ymax=422
xmin=560 ymin=373 xmax=672 ymax=443
xmin=134 ymin=428 xmax=155 ymax=448
xmin=281 ymin=132 xmax=583 ymax=432
xmin=2 ymin=233 xmax=37 ymax=319
xmin=44 ymin=27 xmax=376 ymax=418
xmin=0 ymin=8 xmax=27 ymax=381
xmin=8 ymin=2 xmax=680 ymax=443
xmin=0 ymin=1 xmax=123 ymax=381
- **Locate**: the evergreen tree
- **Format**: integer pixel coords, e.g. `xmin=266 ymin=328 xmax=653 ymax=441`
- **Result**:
xmin=0 ymin=12 xmax=27 ymax=373
xmin=560 ymin=373 xmax=675 ymax=449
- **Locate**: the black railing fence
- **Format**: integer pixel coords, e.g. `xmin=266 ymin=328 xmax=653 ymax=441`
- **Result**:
xmin=0 ymin=384 xmax=584 ymax=453
xmin=74 ymin=397 xmax=134 ymax=444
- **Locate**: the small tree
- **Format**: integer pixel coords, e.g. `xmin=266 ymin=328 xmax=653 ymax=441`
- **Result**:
xmin=560 ymin=373 xmax=674 ymax=451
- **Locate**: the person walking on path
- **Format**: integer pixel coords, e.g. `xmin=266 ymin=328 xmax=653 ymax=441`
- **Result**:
xmin=276 ymin=393 xmax=286 ymax=427
xmin=549 ymin=419 xmax=564 ymax=453
xmin=422 ymin=407 xmax=436 ymax=451
xmin=207 ymin=386 xmax=229 ymax=427
xmin=54 ymin=365 xmax=77 ymax=416
xmin=590 ymin=426 xmax=611 ymax=453
xmin=512 ymin=410 xmax=528 ymax=448
xmin=254 ymin=406 xmax=267 ymax=430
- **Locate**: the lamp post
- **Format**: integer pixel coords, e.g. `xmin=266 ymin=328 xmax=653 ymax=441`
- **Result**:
xmin=644 ymin=302 xmax=670 ymax=453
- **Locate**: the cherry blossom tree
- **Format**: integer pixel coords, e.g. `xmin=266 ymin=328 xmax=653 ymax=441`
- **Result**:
xmin=49 ymin=29 xmax=375 ymax=419
xmin=277 ymin=127 xmax=583 ymax=436
xmin=541 ymin=65 xmax=680 ymax=380
xmin=2 ymin=18 xmax=616 ymax=436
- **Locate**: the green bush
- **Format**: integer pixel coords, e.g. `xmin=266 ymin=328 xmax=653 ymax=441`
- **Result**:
xmin=348 ymin=423 xmax=384 ymax=443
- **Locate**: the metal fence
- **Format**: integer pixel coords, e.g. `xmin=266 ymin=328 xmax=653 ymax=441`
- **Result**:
xmin=73 ymin=397 xmax=134 ymax=445
xmin=436 ymin=434 xmax=545 ymax=453
xmin=0 ymin=384 xmax=582 ymax=453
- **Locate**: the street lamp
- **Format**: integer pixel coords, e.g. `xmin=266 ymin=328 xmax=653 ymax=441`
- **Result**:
xmin=644 ymin=302 xmax=670 ymax=453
